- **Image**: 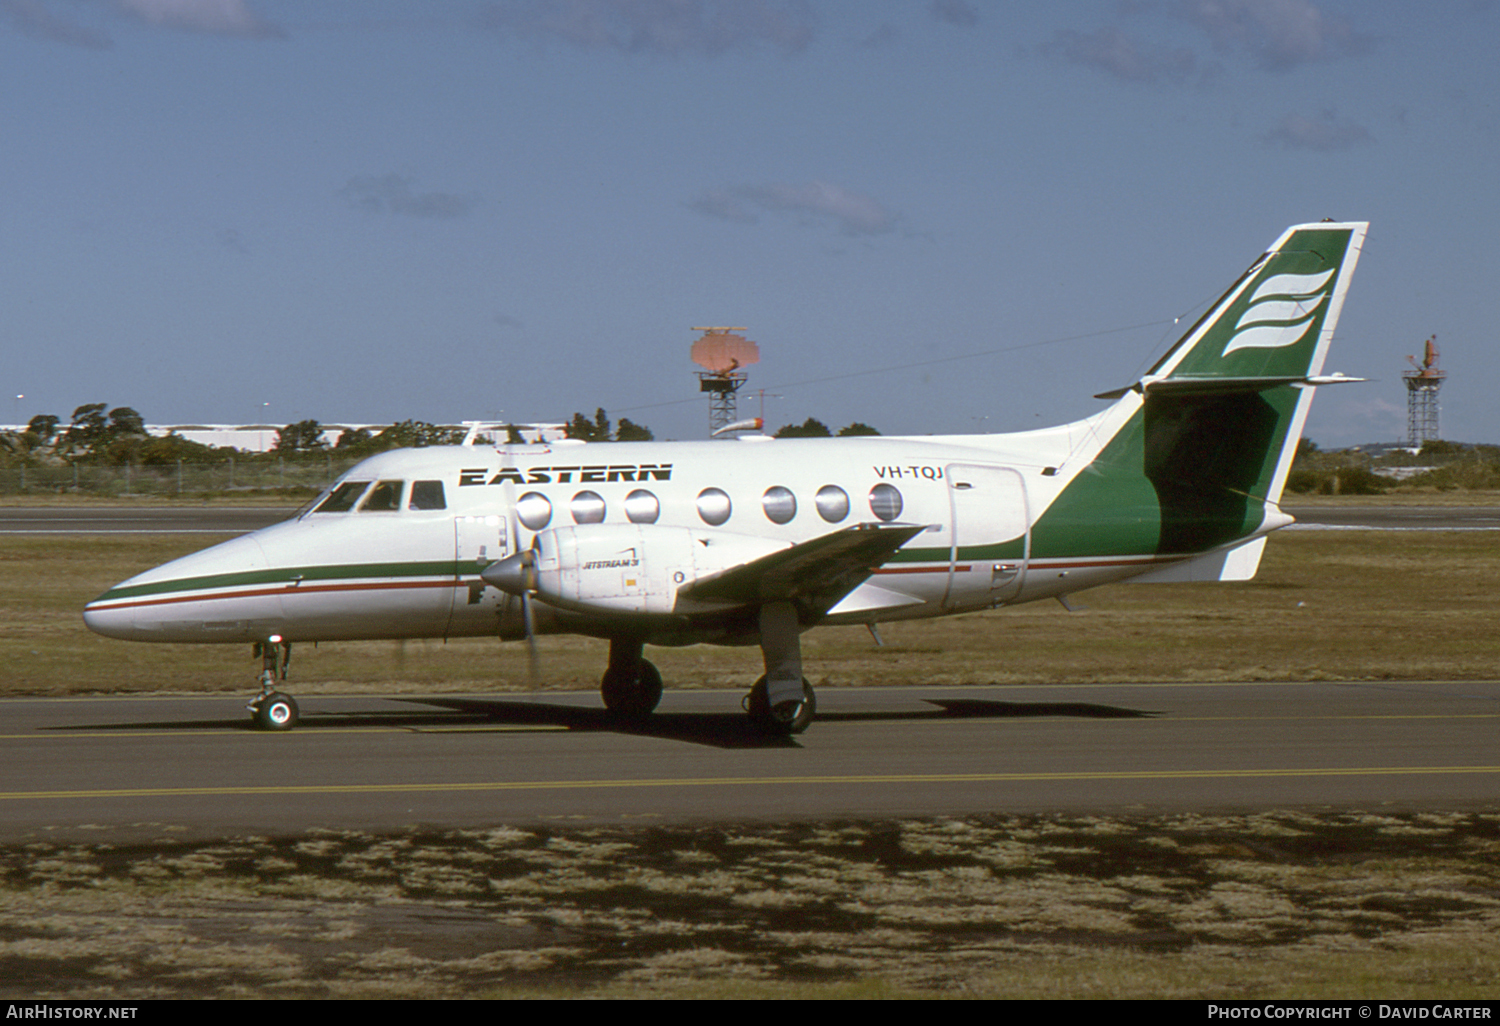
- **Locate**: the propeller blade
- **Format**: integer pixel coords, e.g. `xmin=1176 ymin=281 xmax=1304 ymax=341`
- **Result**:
xmin=521 ymin=590 xmax=540 ymax=683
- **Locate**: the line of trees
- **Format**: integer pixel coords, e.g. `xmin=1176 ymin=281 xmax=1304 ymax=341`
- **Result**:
xmin=2 ymin=402 xmax=887 ymax=470
xmin=0 ymin=404 xmax=482 ymax=469
xmin=563 ymin=408 xmax=654 ymax=442
xmin=1287 ymin=438 xmax=1500 ymax=493
xmin=774 ymin=418 xmax=880 ymax=438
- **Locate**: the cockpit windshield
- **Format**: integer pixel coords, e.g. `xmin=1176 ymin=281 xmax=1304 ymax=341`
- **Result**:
xmin=312 ymin=480 xmax=371 ymax=513
xmin=359 ymin=480 xmax=403 ymax=512
xmin=307 ymin=477 xmax=447 ymax=515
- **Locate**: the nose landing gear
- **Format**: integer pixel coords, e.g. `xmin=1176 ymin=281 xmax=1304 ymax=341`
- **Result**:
xmin=247 ymin=636 xmax=299 ymax=731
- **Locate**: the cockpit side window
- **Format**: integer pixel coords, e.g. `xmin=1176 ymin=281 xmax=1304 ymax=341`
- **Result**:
xmin=360 ymin=480 xmax=404 ymax=512
xmin=314 ymin=481 xmax=371 ymax=513
xmin=409 ymin=480 xmax=446 ymax=510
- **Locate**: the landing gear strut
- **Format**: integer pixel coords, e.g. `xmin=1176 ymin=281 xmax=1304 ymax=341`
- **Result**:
xmin=600 ymin=638 xmax=662 ymax=719
xmin=247 ymin=635 xmax=299 ymax=731
xmin=748 ymin=600 xmax=816 ymax=735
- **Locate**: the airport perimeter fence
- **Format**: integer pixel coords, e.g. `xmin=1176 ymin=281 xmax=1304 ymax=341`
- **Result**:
xmin=0 ymin=457 xmax=366 ymax=497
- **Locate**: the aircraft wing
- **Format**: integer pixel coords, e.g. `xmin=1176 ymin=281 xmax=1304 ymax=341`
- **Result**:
xmin=675 ymin=522 xmax=926 ymax=619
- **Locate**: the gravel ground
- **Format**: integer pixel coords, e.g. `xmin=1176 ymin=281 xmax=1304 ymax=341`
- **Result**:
xmin=2 ymin=810 xmax=1498 ymax=999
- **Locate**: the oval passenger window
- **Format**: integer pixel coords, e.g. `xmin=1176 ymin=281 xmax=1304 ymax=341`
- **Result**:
xmin=516 ymin=492 xmax=552 ymax=531
xmin=762 ymin=486 xmax=797 ymax=525
xmin=571 ymin=491 xmax=606 ymax=524
xmin=868 ymin=483 xmax=903 ymax=522
xmin=696 ymin=488 xmax=732 ymax=526
xmin=625 ymin=489 xmax=660 ymax=524
xmin=815 ymin=485 xmax=849 ymax=523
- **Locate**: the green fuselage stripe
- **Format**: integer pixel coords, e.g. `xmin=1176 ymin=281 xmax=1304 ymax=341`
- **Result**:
xmin=92 ymin=560 xmax=463 ymax=605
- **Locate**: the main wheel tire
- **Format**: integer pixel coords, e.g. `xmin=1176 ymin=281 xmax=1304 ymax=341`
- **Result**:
xmin=746 ymin=675 xmax=816 ymax=735
xmin=253 ymin=692 xmax=300 ymax=732
xmin=601 ymin=659 xmax=663 ymax=719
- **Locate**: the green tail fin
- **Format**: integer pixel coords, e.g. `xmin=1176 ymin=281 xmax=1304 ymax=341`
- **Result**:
xmin=1149 ymin=220 xmax=1365 ymax=384
xmin=1035 ymin=221 xmax=1367 ymax=559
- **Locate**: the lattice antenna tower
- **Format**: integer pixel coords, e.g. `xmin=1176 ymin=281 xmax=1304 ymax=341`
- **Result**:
xmin=690 ymin=327 xmax=759 ymax=437
xmin=1402 ymin=335 xmax=1445 ymax=447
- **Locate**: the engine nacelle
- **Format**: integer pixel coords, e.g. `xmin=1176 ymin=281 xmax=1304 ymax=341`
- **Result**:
xmin=513 ymin=524 xmax=788 ymax=616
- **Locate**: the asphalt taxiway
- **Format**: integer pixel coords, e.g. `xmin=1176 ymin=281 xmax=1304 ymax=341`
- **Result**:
xmin=2 ymin=681 xmax=1495 ymax=842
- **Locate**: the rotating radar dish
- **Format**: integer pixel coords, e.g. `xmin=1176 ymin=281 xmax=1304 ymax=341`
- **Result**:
xmin=691 ymin=328 xmax=759 ymax=375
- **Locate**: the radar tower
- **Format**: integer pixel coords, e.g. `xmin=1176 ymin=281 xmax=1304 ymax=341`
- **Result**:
xmin=1402 ymin=335 xmax=1444 ymax=447
xmin=690 ymin=327 xmax=760 ymax=437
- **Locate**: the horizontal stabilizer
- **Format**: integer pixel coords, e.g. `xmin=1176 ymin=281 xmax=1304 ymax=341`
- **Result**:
xmin=677 ymin=522 xmax=924 ymax=617
xmin=1095 ymin=373 xmax=1364 ymax=400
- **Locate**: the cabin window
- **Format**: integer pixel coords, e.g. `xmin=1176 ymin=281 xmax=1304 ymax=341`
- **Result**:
xmin=516 ymin=492 xmax=552 ymax=531
xmin=625 ymin=489 xmax=660 ymax=524
xmin=409 ymin=480 xmax=446 ymax=510
xmin=869 ymin=483 xmax=904 ymax=522
xmin=313 ymin=481 xmax=370 ymax=513
xmin=815 ymin=485 xmax=849 ymax=523
xmin=359 ymin=480 xmax=404 ymax=512
xmin=571 ymin=491 xmax=606 ymax=524
xmin=762 ymin=486 xmax=796 ymax=525
xmin=696 ymin=488 xmax=731 ymax=526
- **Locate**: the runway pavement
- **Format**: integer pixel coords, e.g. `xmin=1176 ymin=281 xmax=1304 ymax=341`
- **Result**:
xmin=2 ymin=681 xmax=1496 ymax=842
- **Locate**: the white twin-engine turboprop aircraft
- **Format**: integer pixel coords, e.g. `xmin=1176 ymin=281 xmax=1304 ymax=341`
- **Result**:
xmin=85 ymin=221 xmax=1367 ymax=735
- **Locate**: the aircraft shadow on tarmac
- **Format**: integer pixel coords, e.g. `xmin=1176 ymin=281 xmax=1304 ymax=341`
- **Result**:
xmin=49 ymin=696 xmax=1158 ymax=751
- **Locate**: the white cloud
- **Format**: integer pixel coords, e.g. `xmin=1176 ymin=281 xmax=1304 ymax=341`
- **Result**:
xmin=691 ymin=181 xmax=900 ymax=236
xmin=1038 ymin=25 xmax=1203 ymax=86
xmin=1 ymin=0 xmax=112 ymax=48
xmin=112 ymin=0 xmax=285 ymax=39
xmin=1173 ymin=0 xmax=1369 ymax=71
xmin=1263 ymin=109 xmax=1373 ymax=151
xmin=339 ymin=175 xmax=481 ymax=219
xmin=481 ymin=0 xmax=815 ymax=57
xmin=1039 ymin=1 xmax=1369 ymax=87
xmin=930 ymin=0 xmax=978 ymax=29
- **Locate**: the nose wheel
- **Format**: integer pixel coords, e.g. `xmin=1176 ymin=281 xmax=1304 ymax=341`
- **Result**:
xmin=250 ymin=692 xmax=300 ymax=731
xmin=247 ymin=636 xmax=299 ymax=731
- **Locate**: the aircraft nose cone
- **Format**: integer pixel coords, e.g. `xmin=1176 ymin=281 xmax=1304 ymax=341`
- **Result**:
xmin=480 ymin=551 xmax=532 ymax=596
xmin=81 ymin=531 xmax=278 ymax=642
xmin=82 ymin=601 xmax=138 ymax=641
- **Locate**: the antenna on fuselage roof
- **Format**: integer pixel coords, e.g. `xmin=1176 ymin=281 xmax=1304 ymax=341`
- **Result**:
xmin=691 ymin=327 xmax=759 ymax=438
xmin=460 ymin=421 xmax=563 ymax=446
xmin=460 ymin=421 xmax=502 ymax=446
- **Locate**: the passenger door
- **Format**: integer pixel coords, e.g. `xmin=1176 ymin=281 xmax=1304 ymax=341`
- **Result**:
xmin=450 ymin=514 xmax=511 ymax=635
xmin=944 ymin=463 xmax=1029 ymax=607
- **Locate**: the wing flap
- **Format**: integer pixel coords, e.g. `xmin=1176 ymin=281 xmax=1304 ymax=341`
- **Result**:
xmin=675 ymin=522 xmax=925 ymax=617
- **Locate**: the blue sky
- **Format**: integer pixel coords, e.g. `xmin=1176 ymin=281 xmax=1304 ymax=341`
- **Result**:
xmin=3 ymin=0 xmax=1496 ymax=447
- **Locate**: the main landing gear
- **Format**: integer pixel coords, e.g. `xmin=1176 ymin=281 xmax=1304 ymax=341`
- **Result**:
xmin=247 ymin=635 xmax=299 ymax=731
xmin=744 ymin=675 xmax=816 ymax=735
xmin=745 ymin=600 xmax=815 ymax=735
xmin=601 ymin=638 xmax=663 ymax=720
xmin=596 ymin=601 xmax=817 ymax=736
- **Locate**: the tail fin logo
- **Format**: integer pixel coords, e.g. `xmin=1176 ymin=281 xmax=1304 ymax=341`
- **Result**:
xmin=1221 ymin=268 xmax=1336 ymax=356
